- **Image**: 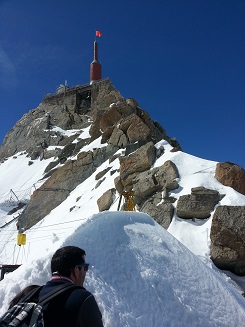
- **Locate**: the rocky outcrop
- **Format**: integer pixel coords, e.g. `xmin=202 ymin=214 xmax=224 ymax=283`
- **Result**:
xmin=176 ymin=187 xmax=223 ymax=219
xmin=6 ymin=78 xmax=178 ymax=230
xmin=112 ymin=158 xmax=179 ymax=228
xmin=210 ymin=206 xmax=245 ymax=276
xmin=18 ymin=145 xmax=118 ymax=230
xmin=0 ymin=79 xmax=123 ymax=159
xmin=215 ymin=162 xmax=245 ymax=195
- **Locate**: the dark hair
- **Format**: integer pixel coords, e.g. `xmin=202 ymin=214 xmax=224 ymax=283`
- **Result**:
xmin=8 ymin=285 xmax=40 ymax=309
xmin=51 ymin=246 xmax=86 ymax=277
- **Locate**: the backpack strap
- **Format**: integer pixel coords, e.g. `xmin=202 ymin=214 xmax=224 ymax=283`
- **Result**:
xmin=17 ymin=285 xmax=44 ymax=304
xmin=38 ymin=284 xmax=82 ymax=306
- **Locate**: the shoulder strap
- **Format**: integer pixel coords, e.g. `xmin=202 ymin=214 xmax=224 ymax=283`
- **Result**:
xmin=38 ymin=284 xmax=82 ymax=306
xmin=17 ymin=285 xmax=44 ymax=304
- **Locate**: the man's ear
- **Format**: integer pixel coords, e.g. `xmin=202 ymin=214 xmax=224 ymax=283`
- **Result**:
xmin=70 ymin=266 xmax=77 ymax=279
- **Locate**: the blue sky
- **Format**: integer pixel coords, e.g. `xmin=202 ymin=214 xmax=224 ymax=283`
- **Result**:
xmin=0 ymin=0 xmax=244 ymax=168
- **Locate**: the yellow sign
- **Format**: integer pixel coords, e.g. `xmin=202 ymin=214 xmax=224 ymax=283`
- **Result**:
xmin=17 ymin=234 xmax=26 ymax=246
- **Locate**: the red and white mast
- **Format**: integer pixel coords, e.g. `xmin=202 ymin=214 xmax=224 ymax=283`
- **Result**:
xmin=90 ymin=31 xmax=102 ymax=84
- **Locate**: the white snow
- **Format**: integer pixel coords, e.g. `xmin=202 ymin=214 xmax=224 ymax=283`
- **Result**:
xmin=0 ymin=137 xmax=245 ymax=326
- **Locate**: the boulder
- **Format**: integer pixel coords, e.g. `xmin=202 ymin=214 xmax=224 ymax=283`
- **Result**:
xmin=126 ymin=115 xmax=151 ymax=143
xmin=141 ymin=200 xmax=174 ymax=229
xmin=95 ymin=167 xmax=111 ymax=180
xmin=210 ymin=206 xmax=245 ymax=276
xmin=100 ymin=106 xmax=124 ymax=131
xmin=119 ymin=142 xmax=156 ymax=180
xmin=215 ymin=162 xmax=245 ymax=195
xmin=108 ymin=128 xmax=128 ymax=148
xmin=133 ymin=161 xmax=179 ymax=205
xmin=176 ymin=187 xmax=222 ymax=219
xmin=97 ymin=188 xmax=116 ymax=211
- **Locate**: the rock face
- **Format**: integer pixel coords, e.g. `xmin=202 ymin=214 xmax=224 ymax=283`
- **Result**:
xmin=176 ymin=187 xmax=223 ymax=219
xmin=210 ymin=206 xmax=245 ymax=276
xmin=8 ymin=79 xmax=176 ymax=230
xmin=18 ymin=145 xmax=118 ymax=230
xmin=115 ymin=158 xmax=179 ymax=229
xmin=215 ymin=162 xmax=245 ymax=195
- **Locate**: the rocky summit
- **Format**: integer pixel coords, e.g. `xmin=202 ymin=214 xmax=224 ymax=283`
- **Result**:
xmin=0 ymin=78 xmax=245 ymax=276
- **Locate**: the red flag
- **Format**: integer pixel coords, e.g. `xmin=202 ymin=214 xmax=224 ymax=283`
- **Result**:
xmin=96 ymin=30 xmax=102 ymax=37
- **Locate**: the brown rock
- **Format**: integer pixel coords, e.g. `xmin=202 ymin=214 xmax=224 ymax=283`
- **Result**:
xmin=210 ymin=206 xmax=245 ymax=275
xmin=119 ymin=142 xmax=156 ymax=180
xmin=114 ymin=176 xmax=124 ymax=194
xmin=97 ymin=188 xmax=116 ymax=211
xmin=101 ymin=126 xmax=114 ymax=144
xmin=100 ymin=102 xmax=134 ymax=132
xmin=100 ymin=106 xmax=123 ymax=131
xmin=127 ymin=115 xmax=151 ymax=143
xmin=215 ymin=162 xmax=245 ymax=195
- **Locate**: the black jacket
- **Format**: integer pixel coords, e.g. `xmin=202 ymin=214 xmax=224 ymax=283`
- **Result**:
xmin=38 ymin=280 xmax=104 ymax=327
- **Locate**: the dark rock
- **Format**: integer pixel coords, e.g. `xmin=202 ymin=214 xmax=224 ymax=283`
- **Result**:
xmin=95 ymin=177 xmax=106 ymax=189
xmin=92 ymin=145 xmax=119 ymax=167
xmin=30 ymin=151 xmax=40 ymax=160
xmin=108 ymin=128 xmax=128 ymax=148
xmin=176 ymin=187 xmax=222 ymax=219
xmin=95 ymin=167 xmax=111 ymax=180
xmin=58 ymin=143 xmax=76 ymax=161
xmin=125 ymin=141 xmax=147 ymax=156
xmin=73 ymin=138 xmax=90 ymax=156
xmin=141 ymin=200 xmax=174 ymax=229
xmin=109 ymin=152 xmax=124 ymax=164
xmin=44 ymin=160 xmax=59 ymax=174
xmin=7 ymin=202 xmax=26 ymax=215
xmin=156 ymin=146 xmax=165 ymax=158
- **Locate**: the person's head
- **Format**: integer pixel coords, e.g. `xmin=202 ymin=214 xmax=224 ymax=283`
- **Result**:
xmin=51 ymin=246 xmax=89 ymax=286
